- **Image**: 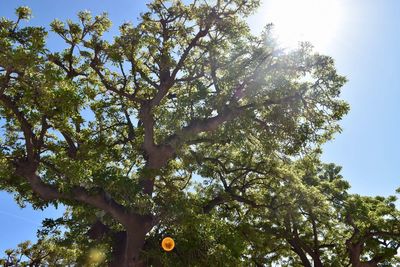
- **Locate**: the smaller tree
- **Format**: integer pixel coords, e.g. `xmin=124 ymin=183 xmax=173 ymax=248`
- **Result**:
xmin=344 ymin=194 xmax=400 ymax=267
xmin=245 ymin=158 xmax=400 ymax=266
xmin=237 ymin=160 xmax=349 ymax=266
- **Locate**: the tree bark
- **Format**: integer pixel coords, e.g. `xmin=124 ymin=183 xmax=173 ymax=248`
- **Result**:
xmin=109 ymin=230 xmax=146 ymax=267
xmin=347 ymin=242 xmax=378 ymax=267
xmin=348 ymin=243 xmax=361 ymax=267
xmin=109 ymin=215 xmax=153 ymax=267
xmin=288 ymin=239 xmax=312 ymax=267
xmin=313 ymin=257 xmax=324 ymax=267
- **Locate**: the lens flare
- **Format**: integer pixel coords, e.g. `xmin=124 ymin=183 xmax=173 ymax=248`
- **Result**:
xmin=161 ymin=237 xmax=175 ymax=252
xmin=260 ymin=0 xmax=344 ymax=51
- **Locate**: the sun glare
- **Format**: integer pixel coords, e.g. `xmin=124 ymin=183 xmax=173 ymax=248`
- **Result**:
xmin=262 ymin=0 xmax=343 ymax=51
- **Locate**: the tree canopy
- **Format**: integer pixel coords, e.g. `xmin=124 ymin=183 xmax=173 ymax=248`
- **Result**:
xmin=0 ymin=1 xmax=398 ymax=266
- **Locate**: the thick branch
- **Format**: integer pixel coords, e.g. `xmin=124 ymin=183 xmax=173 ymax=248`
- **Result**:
xmin=165 ymin=105 xmax=245 ymax=148
xmin=150 ymin=27 xmax=210 ymax=108
xmin=61 ymin=131 xmax=78 ymax=158
xmin=14 ymin=160 xmax=135 ymax=224
xmin=164 ymin=90 xmax=301 ymax=150
xmin=139 ymin=101 xmax=156 ymax=156
xmin=288 ymin=239 xmax=312 ymax=267
xmin=203 ymin=195 xmax=225 ymax=214
xmin=0 ymin=94 xmax=36 ymax=159
xmin=0 ymin=68 xmax=12 ymax=93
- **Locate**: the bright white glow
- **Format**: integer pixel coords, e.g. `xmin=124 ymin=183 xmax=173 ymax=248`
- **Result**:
xmin=261 ymin=0 xmax=343 ymax=50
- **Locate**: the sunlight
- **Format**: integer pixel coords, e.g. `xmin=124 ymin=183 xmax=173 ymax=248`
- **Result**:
xmin=262 ymin=0 xmax=344 ymax=50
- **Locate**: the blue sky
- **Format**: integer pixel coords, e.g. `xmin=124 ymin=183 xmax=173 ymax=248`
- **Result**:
xmin=1 ymin=0 xmax=399 ymax=253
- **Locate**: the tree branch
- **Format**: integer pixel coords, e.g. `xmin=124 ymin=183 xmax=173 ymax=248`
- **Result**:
xmin=14 ymin=159 xmax=136 ymax=224
xmin=0 ymin=93 xmax=36 ymax=159
xmin=150 ymin=27 xmax=210 ymax=108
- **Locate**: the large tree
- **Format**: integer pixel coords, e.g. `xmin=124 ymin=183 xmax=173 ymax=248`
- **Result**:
xmin=0 ymin=1 xmax=350 ymax=266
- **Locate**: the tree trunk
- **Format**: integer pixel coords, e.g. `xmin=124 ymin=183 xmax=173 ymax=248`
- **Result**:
xmin=109 ymin=231 xmax=147 ymax=267
xmin=313 ymin=257 xmax=324 ymax=267
xmin=347 ymin=242 xmax=370 ymax=267
xmin=359 ymin=263 xmax=378 ymax=267
xmin=109 ymin=216 xmax=152 ymax=267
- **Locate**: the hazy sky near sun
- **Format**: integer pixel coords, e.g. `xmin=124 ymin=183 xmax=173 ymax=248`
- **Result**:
xmin=251 ymin=0 xmax=400 ymax=197
xmin=0 ymin=0 xmax=399 ymax=253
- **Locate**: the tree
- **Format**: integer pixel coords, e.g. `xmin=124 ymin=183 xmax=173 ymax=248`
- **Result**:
xmin=229 ymin=156 xmax=400 ymax=266
xmin=0 ymin=1 xmax=349 ymax=266
xmin=343 ymin=194 xmax=400 ymax=267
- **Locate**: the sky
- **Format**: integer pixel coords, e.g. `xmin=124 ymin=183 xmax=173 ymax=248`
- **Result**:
xmin=0 ymin=0 xmax=399 ymax=254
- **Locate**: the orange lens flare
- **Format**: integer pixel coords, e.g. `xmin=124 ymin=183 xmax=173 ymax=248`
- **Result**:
xmin=161 ymin=237 xmax=175 ymax=252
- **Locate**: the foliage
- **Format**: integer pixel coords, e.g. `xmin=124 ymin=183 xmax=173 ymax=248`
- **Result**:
xmin=0 ymin=237 xmax=78 ymax=267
